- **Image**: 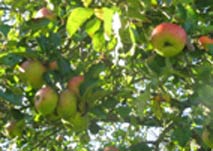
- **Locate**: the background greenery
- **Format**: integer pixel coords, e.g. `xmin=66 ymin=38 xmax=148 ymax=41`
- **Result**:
xmin=0 ymin=0 xmax=213 ymax=150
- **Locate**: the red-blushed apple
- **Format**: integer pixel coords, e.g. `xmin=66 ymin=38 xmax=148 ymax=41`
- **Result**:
xmin=104 ymin=146 xmax=119 ymax=151
xmin=198 ymin=36 xmax=213 ymax=51
xmin=34 ymin=86 xmax=58 ymax=116
xmin=68 ymin=75 xmax=84 ymax=95
xmin=34 ymin=7 xmax=55 ymax=20
xmin=57 ymin=90 xmax=77 ymax=119
xmin=202 ymin=128 xmax=213 ymax=148
xmin=4 ymin=120 xmax=25 ymax=138
xmin=48 ymin=60 xmax=59 ymax=70
xmin=151 ymin=23 xmax=187 ymax=57
xmin=68 ymin=112 xmax=89 ymax=132
xmin=19 ymin=60 xmax=46 ymax=89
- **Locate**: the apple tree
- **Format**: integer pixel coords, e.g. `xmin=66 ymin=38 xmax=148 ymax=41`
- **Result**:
xmin=0 ymin=0 xmax=213 ymax=150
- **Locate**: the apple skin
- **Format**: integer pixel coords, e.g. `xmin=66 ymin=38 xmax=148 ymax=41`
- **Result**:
xmin=34 ymin=86 xmax=59 ymax=116
xmin=104 ymin=146 xmax=119 ymax=151
xmin=202 ymin=128 xmax=213 ymax=148
xmin=69 ymin=112 xmax=89 ymax=131
xmin=19 ymin=60 xmax=46 ymax=89
xmin=57 ymin=90 xmax=77 ymax=119
xmin=68 ymin=76 xmax=84 ymax=95
xmin=151 ymin=23 xmax=187 ymax=57
xmin=198 ymin=36 xmax=213 ymax=51
xmin=48 ymin=60 xmax=58 ymax=70
xmin=4 ymin=120 xmax=24 ymax=138
xmin=35 ymin=7 xmax=55 ymax=20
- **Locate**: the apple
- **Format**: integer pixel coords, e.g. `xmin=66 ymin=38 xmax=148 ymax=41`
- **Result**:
xmin=151 ymin=23 xmax=187 ymax=57
xmin=55 ymin=135 xmax=63 ymax=142
xmin=57 ymin=90 xmax=77 ymax=119
xmin=34 ymin=86 xmax=58 ymax=116
xmin=68 ymin=75 xmax=84 ymax=95
xmin=34 ymin=7 xmax=55 ymax=20
xmin=48 ymin=60 xmax=59 ymax=70
xmin=69 ymin=112 xmax=89 ymax=131
xmin=198 ymin=36 xmax=213 ymax=51
xmin=4 ymin=120 xmax=24 ymax=138
xmin=19 ymin=60 xmax=46 ymax=89
xmin=104 ymin=146 xmax=119 ymax=151
xmin=202 ymin=128 xmax=213 ymax=148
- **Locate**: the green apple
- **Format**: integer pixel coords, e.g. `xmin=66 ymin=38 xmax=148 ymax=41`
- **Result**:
xmin=69 ymin=112 xmax=89 ymax=131
xmin=4 ymin=120 xmax=24 ymax=138
xmin=202 ymin=128 xmax=213 ymax=148
xmin=19 ymin=60 xmax=46 ymax=89
xmin=34 ymin=86 xmax=58 ymax=116
xmin=57 ymin=90 xmax=77 ymax=119
xmin=151 ymin=23 xmax=187 ymax=57
xmin=68 ymin=75 xmax=84 ymax=95
xmin=34 ymin=7 xmax=55 ymax=20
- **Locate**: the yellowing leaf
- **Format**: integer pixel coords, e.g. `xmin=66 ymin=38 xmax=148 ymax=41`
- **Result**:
xmin=81 ymin=0 xmax=92 ymax=7
xmin=94 ymin=7 xmax=114 ymax=38
xmin=66 ymin=7 xmax=94 ymax=37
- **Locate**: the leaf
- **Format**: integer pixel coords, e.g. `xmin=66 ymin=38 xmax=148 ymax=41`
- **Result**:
xmin=81 ymin=0 xmax=92 ymax=7
xmin=0 ymin=89 xmax=23 ymax=105
xmin=85 ymin=18 xmax=101 ymax=37
xmin=0 ymin=24 xmax=11 ymax=37
xmin=172 ymin=124 xmax=191 ymax=147
xmin=92 ymin=31 xmax=105 ymax=51
xmin=86 ymin=63 xmax=106 ymax=79
xmin=0 ymin=53 xmax=22 ymax=67
xmin=129 ymin=142 xmax=152 ymax=151
xmin=66 ymin=7 xmax=94 ymax=37
xmin=116 ymin=106 xmax=131 ymax=118
xmin=89 ymin=122 xmax=101 ymax=134
xmin=102 ymin=7 xmax=114 ymax=38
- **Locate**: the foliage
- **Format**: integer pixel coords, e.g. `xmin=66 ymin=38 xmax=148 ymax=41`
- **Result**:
xmin=0 ymin=0 xmax=213 ymax=150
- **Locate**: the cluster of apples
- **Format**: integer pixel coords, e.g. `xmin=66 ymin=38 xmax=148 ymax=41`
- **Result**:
xmin=3 ymin=59 xmax=88 ymax=138
xmin=21 ymin=59 xmax=88 ymax=129
xmin=34 ymin=75 xmax=88 ymax=131
xmin=151 ymin=23 xmax=213 ymax=57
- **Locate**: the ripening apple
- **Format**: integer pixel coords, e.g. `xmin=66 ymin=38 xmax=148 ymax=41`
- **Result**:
xmin=19 ymin=60 xmax=46 ymax=89
xmin=34 ymin=86 xmax=59 ymax=116
xmin=202 ymin=128 xmax=213 ymax=148
xmin=48 ymin=60 xmax=59 ymax=70
xmin=68 ymin=75 xmax=84 ymax=95
xmin=104 ymin=146 xmax=119 ymax=151
xmin=198 ymin=36 xmax=213 ymax=51
xmin=4 ymin=120 xmax=24 ymax=138
xmin=151 ymin=23 xmax=187 ymax=57
xmin=69 ymin=112 xmax=89 ymax=131
xmin=55 ymin=135 xmax=63 ymax=142
xmin=34 ymin=7 xmax=55 ymax=20
xmin=57 ymin=90 xmax=77 ymax=119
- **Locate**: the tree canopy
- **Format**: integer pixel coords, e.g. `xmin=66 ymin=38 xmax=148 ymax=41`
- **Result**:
xmin=0 ymin=0 xmax=213 ymax=150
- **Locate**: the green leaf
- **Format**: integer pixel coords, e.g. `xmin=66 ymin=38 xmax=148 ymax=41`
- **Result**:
xmin=172 ymin=124 xmax=191 ymax=147
xmin=102 ymin=7 xmax=114 ymax=38
xmin=86 ymin=63 xmax=106 ymax=79
xmin=85 ymin=18 xmax=101 ymax=37
xmin=129 ymin=142 xmax=152 ymax=151
xmin=0 ymin=89 xmax=23 ymax=105
xmin=0 ymin=24 xmax=11 ymax=37
xmin=0 ymin=53 xmax=22 ymax=67
xmin=66 ymin=7 xmax=94 ymax=37
xmin=92 ymin=31 xmax=105 ymax=51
